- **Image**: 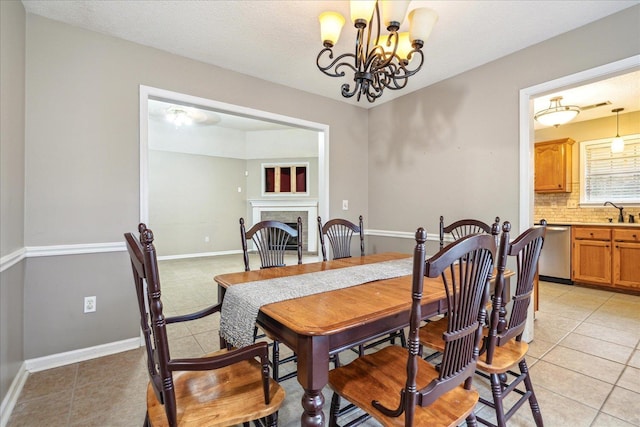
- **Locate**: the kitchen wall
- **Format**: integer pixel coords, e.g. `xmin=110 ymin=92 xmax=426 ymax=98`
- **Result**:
xmin=534 ymin=111 xmax=640 ymax=224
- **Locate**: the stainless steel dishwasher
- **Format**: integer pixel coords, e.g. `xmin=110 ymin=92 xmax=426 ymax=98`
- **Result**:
xmin=538 ymin=222 xmax=573 ymax=284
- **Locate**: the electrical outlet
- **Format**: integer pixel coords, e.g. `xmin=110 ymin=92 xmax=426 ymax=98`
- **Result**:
xmin=84 ymin=296 xmax=96 ymax=313
xmin=342 ymin=200 xmax=349 ymax=210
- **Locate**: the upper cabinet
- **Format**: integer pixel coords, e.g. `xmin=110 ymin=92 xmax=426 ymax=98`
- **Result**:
xmin=534 ymin=138 xmax=575 ymax=193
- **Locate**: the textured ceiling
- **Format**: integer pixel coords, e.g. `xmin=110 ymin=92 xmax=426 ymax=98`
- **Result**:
xmin=22 ymin=0 xmax=640 ymax=111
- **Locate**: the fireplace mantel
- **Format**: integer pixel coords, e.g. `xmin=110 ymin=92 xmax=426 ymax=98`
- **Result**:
xmin=249 ymin=199 xmax=318 ymax=252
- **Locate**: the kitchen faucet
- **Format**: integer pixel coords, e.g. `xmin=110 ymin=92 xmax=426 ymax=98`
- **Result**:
xmin=604 ymin=201 xmax=625 ymax=223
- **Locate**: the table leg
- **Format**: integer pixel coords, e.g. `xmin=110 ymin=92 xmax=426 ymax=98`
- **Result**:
xmin=301 ymin=389 xmax=325 ymax=426
xmin=297 ymin=335 xmax=330 ymax=426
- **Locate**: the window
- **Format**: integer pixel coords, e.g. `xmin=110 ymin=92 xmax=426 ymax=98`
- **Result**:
xmin=263 ymin=163 xmax=308 ymax=195
xmin=580 ymin=134 xmax=640 ymax=205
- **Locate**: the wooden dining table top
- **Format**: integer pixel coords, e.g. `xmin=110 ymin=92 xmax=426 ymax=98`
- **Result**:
xmin=213 ymin=252 xmax=512 ymax=426
xmin=215 ymin=252 xmax=440 ymax=336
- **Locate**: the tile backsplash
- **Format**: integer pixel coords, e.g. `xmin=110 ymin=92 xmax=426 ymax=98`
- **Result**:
xmin=534 ymin=187 xmax=638 ymax=224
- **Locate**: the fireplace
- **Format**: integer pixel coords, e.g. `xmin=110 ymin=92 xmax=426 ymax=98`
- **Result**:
xmin=250 ymin=199 xmax=318 ymax=252
xmin=282 ymin=222 xmax=299 ymax=251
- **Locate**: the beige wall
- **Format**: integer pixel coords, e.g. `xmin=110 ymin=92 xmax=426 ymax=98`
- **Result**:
xmin=149 ymin=151 xmax=247 ymax=256
xmin=368 ymin=6 xmax=640 ymax=253
xmin=534 ymin=111 xmax=640 ymax=223
xmin=1 ymin=0 xmax=26 ymax=403
xmin=22 ymin=13 xmax=368 ymax=360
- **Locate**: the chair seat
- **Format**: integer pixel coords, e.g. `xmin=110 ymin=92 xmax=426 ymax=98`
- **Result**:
xmin=147 ymin=353 xmax=286 ymax=426
xmin=476 ymin=339 xmax=528 ymax=373
xmin=418 ymin=316 xmax=447 ymax=353
xmin=328 ymin=345 xmax=478 ymax=427
xmin=420 ymin=317 xmax=529 ymax=373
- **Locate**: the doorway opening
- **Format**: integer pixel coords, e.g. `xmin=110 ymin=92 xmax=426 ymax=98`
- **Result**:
xmin=139 ymin=86 xmax=330 ymax=259
xmin=518 ymin=55 xmax=640 ymax=234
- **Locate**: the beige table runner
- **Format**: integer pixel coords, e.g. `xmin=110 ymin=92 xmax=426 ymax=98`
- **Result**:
xmin=220 ymin=258 xmax=413 ymax=348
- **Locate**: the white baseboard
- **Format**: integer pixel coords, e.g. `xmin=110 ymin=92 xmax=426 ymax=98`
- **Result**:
xmin=25 ymin=337 xmax=142 ymax=373
xmin=157 ymin=249 xmax=243 ymax=261
xmin=366 ymin=229 xmax=440 ymax=241
xmin=0 ymin=362 xmax=28 ymax=427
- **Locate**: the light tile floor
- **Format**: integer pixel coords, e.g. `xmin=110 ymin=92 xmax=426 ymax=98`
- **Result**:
xmin=7 ymin=254 xmax=640 ymax=426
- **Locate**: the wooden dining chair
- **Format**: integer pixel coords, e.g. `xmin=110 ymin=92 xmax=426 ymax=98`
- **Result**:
xmin=318 ymin=215 xmax=407 ymax=356
xmin=240 ymin=217 xmax=302 ymax=272
xmin=240 ymin=216 xmax=302 ymax=382
xmin=317 ymin=215 xmax=365 ymax=261
xmin=125 ymin=223 xmax=285 ymax=427
xmin=439 ymin=216 xmax=500 ymax=249
xmin=420 ymin=221 xmax=546 ymax=427
xmin=328 ymin=229 xmax=496 ymax=427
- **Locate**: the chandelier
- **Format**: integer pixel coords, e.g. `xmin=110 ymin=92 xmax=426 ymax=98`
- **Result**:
xmin=534 ymin=96 xmax=580 ymax=127
xmin=317 ymin=0 xmax=438 ymax=103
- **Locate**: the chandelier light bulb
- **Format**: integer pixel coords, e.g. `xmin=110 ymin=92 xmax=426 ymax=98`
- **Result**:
xmin=319 ymin=11 xmax=345 ymax=47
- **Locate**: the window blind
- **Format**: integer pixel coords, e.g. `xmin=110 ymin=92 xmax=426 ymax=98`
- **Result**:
xmin=583 ymin=136 xmax=640 ymax=203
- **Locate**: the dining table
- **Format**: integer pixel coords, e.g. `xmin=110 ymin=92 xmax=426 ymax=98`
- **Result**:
xmin=214 ymin=252 xmax=511 ymax=426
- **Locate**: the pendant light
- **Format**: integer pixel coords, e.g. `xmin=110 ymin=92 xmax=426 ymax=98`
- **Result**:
xmin=611 ymin=108 xmax=624 ymax=153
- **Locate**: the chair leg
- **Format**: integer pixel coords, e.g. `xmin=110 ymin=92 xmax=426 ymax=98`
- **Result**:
xmin=520 ymin=360 xmax=544 ymax=426
xmin=465 ymin=411 xmax=478 ymax=427
xmin=272 ymin=340 xmax=280 ymax=382
xmin=490 ymin=373 xmax=508 ymax=427
xmin=267 ymin=411 xmax=278 ymax=427
xmin=329 ymin=392 xmax=341 ymax=427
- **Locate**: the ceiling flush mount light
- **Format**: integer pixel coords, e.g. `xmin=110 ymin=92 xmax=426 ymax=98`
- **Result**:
xmin=166 ymin=107 xmax=193 ymax=127
xmin=534 ymin=96 xmax=580 ymax=127
xmin=317 ymin=0 xmax=438 ymax=103
xmin=160 ymin=105 xmax=221 ymax=127
xmin=611 ymin=107 xmax=625 ymax=153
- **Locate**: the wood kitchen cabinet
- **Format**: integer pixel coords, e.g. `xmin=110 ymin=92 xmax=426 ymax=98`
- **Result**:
xmin=535 ymin=138 xmax=574 ymax=193
xmin=572 ymin=226 xmax=640 ymax=292
xmin=572 ymin=227 xmax=612 ymax=286
xmin=613 ymin=229 xmax=640 ymax=290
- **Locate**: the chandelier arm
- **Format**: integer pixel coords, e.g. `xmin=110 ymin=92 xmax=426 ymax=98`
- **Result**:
xmin=341 ymin=82 xmax=360 ymax=99
xmin=355 ymin=26 xmax=367 ymax=70
xmin=364 ymin=74 xmax=384 ymax=102
xmin=386 ymin=50 xmax=425 ymax=90
xmin=317 ymin=48 xmax=358 ymax=78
